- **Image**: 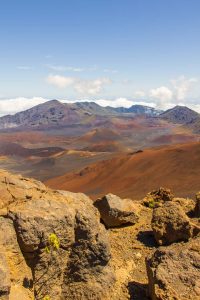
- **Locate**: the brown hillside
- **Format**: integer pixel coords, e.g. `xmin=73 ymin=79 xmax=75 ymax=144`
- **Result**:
xmin=46 ymin=142 xmax=200 ymax=200
xmin=78 ymin=128 xmax=121 ymax=143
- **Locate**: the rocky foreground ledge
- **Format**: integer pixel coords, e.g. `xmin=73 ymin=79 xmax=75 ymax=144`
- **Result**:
xmin=0 ymin=170 xmax=199 ymax=300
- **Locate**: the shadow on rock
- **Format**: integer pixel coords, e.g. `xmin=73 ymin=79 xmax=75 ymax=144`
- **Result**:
xmin=137 ymin=230 xmax=157 ymax=248
xmin=128 ymin=281 xmax=149 ymax=300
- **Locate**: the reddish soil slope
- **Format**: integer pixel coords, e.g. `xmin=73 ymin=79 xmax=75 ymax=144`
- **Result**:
xmin=82 ymin=141 xmax=128 ymax=152
xmin=151 ymin=133 xmax=198 ymax=145
xmin=46 ymin=142 xmax=200 ymax=200
xmin=78 ymin=128 xmax=121 ymax=143
xmin=0 ymin=142 xmax=64 ymax=158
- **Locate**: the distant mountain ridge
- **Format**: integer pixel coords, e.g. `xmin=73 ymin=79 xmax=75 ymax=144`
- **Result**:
xmin=0 ymin=100 xmax=80 ymax=129
xmin=0 ymin=99 xmax=162 ymax=130
xmin=0 ymin=99 xmax=200 ymax=131
xmin=107 ymin=104 xmax=162 ymax=116
xmin=159 ymin=105 xmax=199 ymax=124
xmin=159 ymin=105 xmax=200 ymax=133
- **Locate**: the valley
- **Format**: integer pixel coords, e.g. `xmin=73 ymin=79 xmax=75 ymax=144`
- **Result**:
xmin=0 ymin=100 xmax=199 ymax=198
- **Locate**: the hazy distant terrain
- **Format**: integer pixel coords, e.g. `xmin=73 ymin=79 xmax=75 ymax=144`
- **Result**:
xmin=0 ymin=100 xmax=199 ymax=191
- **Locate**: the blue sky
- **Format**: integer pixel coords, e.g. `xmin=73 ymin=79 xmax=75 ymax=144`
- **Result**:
xmin=1 ymin=0 xmax=200 ymax=114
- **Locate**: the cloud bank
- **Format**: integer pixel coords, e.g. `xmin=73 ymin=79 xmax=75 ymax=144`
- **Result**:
xmin=0 ymin=95 xmax=200 ymax=117
xmin=0 ymin=76 xmax=199 ymax=116
xmin=0 ymin=97 xmax=48 ymax=116
xmin=46 ymin=74 xmax=112 ymax=95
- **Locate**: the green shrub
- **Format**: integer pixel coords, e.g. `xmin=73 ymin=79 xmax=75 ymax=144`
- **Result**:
xmin=43 ymin=296 xmax=51 ymax=300
xmin=148 ymin=199 xmax=156 ymax=208
xmin=45 ymin=233 xmax=60 ymax=253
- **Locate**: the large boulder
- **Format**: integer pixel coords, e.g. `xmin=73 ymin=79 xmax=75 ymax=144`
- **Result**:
xmin=152 ymin=202 xmax=192 ymax=245
xmin=172 ymin=197 xmax=195 ymax=214
xmin=194 ymin=192 xmax=200 ymax=217
xmin=0 ymin=252 xmax=10 ymax=300
xmin=0 ymin=217 xmax=33 ymax=300
xmin=0 ymin=170 xmax=115 ymax=300
xmin=143 ymin=187 xmax=174 ymax=208
xmin=94 ymin=193 xmax=140 ymax=227
xmin=146 ymin=236 xmax=200 ymax=300
xmin=0 ymin=170 xmax=46 ymax=212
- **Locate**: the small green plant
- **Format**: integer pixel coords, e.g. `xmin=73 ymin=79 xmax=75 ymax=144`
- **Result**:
xmin=41 ymin=234 xmax=60 ymax=299
xmin=148 ymin=199 xmax=156 ymax=208
xmin=43 ymin=296 xmax=51 ymax=300
xmin=45 ymin=233 xmax=60 ymax=254
xmin=144 ymin=197 xmax=156 ymax=208
xmin=49 ymin=233 xmax=60 ymax=250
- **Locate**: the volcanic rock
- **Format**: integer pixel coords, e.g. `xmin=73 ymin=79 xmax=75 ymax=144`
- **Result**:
xmin=0 ymin=252 xmax=10 ymax=300
xmin=0 ymin=217 xmax=33 ymax=299
xmin=0 ymin=170 xmax=115 ymax=300
xmin=143 ymin=187 xmax=174 ymax=208
xmin=94 ymin=193 xmax=140 ymax=227
xmin=194 ymin=192 xmax=200 ymax=217
xmin=159 ymin=105 xmax=199 ymax=125
xmin=151 ymin=201 xmax=192 ymax=245
xmin=172 ymin=197 xmax=195 ymax=214
xmin=146 ymin=235 xmax=200 ymax=300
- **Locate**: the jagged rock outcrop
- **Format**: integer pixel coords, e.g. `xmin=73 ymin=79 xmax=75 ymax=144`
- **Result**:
xmin=1 ymin=170 xmax=199 ymax=300
xmin=0 ymin=217 xmax=33 ymax=299
xmin=0 ymin=170 xmax=115 ymax=300
xmin=94 ymin=193 xmax=141 ymax=227
xmin=172 ymin=197 xmax=195 ymax=214
xmin=152 ymin=202 xmax=192 ymax=245
xmin=143 ymin=187 xmax=174 ymax=208
xmin=146 ymin=235 xmax=200 ymax=300
xmin=194 ymin=192 xmax=200 ymax=217
xmin=0 ymin=252 xmax=10 ymax=300
xmin=0 ymin=171 xmax=46 ymax=212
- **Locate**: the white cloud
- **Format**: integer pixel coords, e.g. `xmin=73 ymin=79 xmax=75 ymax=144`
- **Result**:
xmin=46 ymin=65 xmax=84 ymax=72
xmin=95 ymin=98 xmax=155 ymax=108
xmin=95 ymin=98 xmax=133 ymax=108
xmin=46 ymin=65 xmax=68 ymax=72
xmin=149 ymin=86 xmax=173 ymax=110
xmin=171 ymin=75 xmax=198 ymax=100
xmin=74 ymin=78 xmax=111 ymax=95
xmin=46 ymin=64 xmax=119 ymax=73
xmin=46 ymin=75 xmax=112 ymax=95
xmin=187 ymin=104 xmax=200 ymax=113
xmin=0 ymin=97 xmax=48 ymax=116
xmin=46 ymin=75 xmax=75 ymax=88
xmin=150 ymin=86 xmax=173 ymax=101
xmin=148 ymin=76 xmax=199 ymax=110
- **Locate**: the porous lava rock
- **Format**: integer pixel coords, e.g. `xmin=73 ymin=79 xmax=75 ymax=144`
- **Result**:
xmin=172 ymin=197 xmax=195 ymax=214
xmin=143 ymin=187 xmax=174 ymax=208
xmin=194 ymin=192 xmax=200 ymax=217
xmin=146 ymin=235 xmax=200 ymax=300
xmin=94 ymin=193 xmax=140 ymax=227
xmin=0 ymin=217 xmax=33 ymax=300
xmin=151 ymin=201 xmax=192 ymax=245
xmin=0 ymin=170 xmax=115 ymax=300
xmin=0 ymin=252 xmax=10 ymax=300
